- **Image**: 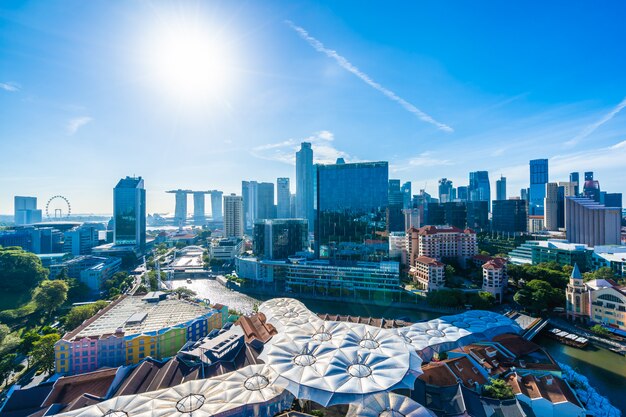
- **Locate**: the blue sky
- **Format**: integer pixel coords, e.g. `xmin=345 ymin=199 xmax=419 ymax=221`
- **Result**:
xmin=1 ymin=0 xmax=626 ymax=215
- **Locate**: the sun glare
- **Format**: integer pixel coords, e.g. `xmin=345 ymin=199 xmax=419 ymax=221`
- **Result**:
xmin=141 ymin=17 xmax=236 ymax=104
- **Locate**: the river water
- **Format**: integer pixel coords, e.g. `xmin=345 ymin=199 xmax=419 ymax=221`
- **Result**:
xmin=173 ymin=279 xmax=625 ymax=411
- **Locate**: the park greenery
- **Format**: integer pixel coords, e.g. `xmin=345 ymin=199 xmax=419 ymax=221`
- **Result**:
xmin=590 ymin=324 xmax=610 ymax=337
xmin=63 ymin=301 xmax=110 ymax=330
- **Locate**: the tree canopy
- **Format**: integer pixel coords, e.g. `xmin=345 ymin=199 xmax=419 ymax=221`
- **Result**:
xmin=0 ymin=246 xmax=48 ymax=294
xmin=33 ymin=280 xmax=69 ymax=318
xmin=31 ymin=333 xmax=60 ymax=374
xmin=483 ymin=378 xmax=514 ymax=400
xmin=514 ymin=279 xmax=564 ymax=312
xmin=63 ymin=300 xmax=109 ymax=330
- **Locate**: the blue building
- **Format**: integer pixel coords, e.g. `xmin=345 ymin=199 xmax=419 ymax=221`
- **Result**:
xmin=316 ymin=160 xmax=388 ymax=260
xmin=113 ymin=176 xmax=146 ymax=250
xmin=469 ymin=171 xmax=491 ymax=211
xmin=529 ymin=159 xmax=548 ymax=216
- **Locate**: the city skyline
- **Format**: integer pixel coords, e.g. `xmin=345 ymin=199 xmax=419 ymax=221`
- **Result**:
xmin=2 ymin=1 xmax=626 ymax=214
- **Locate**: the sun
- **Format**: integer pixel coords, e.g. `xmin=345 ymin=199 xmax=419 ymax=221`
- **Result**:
xmin=140 ymin=16 xmax=236 ymax=104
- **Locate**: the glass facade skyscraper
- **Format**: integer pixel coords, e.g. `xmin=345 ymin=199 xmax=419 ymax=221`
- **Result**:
xmin=276 ymin=177 xmax=291 ymax=218
xmin=113 ymin=176 xmax=146 ymax=249
xmin=296 ymin=142 xmax=315 ymax=230
xmin=529 ymin=159 xmax=548 ymax=215
xmin=316 ymin=160 xmax=388 ymax=260
xmin=253 ymin=219 xmax=308 ymax=260
xmin=496 ymin=175 xmax=506 ymax=201
xmin=468 ymin=171 xmax=491 ymax=211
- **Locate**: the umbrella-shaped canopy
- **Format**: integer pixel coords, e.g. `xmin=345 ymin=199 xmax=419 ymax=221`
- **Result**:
xmin=259 ymin=318 xmax=422 ymax=407
xmin=346 ymin=393 xmax=436 ymax=417
xmin=54 ymin=365 xmax=293 ymax=417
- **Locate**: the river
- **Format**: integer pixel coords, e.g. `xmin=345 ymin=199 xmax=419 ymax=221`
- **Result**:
xmin=172 ymin=279 xmax=625 ymax=411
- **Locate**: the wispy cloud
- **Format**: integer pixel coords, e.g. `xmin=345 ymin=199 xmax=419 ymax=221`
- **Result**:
xmin=67 ymin=116 xmax=93 ymax=135
xmin=0 ymin=82 xmax=20 ymax=92
xmin=408 ymin=151 xmax=453 ymax=167
xmin=285 ymin=20 xmax=453 ymax=133
xmin=565 ymin=96 xmax=626 ymax=146
xmin=251 ymin=130 xmax=351 ymax=165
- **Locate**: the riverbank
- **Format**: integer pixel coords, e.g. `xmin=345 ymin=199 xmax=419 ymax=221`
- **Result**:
xmin=549 ymin=317 xmax=626 ymax=355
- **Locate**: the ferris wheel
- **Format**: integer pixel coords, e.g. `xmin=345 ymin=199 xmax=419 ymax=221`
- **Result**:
xmin=45 ymin=195 xmax=71 ymax=219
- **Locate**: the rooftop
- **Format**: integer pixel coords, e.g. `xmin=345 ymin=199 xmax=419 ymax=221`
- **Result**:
xmin=506 ymin=373 xmax=581 ymax=407
xmin=64 ymin=295 xmax=212 ymax=340
xmin=415 ymin=256 xmax=445 ymax=267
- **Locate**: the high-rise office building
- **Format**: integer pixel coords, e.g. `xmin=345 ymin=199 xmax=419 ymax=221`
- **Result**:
xmin=496 ymin=176 xmax=507 ymax=201
xmin=468 ymin=171 xmax=491 ymax=211
xmin=387 ymin=180 xmax=404 ymax=232
xmin=520 ymin=188 xmax=529 ymax=202
xmin=289 ymin=193 xmax=296 ymax=218
xmin=565 ymin=197 xmax=621 ymax=247
xmin=242 ymin=181 xmax=252 ymax=229
xmin=223 ymin=194 xmax=244 ymax=238
xmin=583 ymin=172 xmax=601 ymax=202
xmin=544 ymin=182 xmax=559 ymax=231
xmin=296 ymin=142 xmax=315 ymax=230
xmin=456 ymin=186 xmax=468 ymax=201
xmin=253 ymin=219 xmax=308 ymax=260
xmin=401 ymin=182 xmax=412 ymax=209
xmin=529 ymin=159 xmax=549 ymax=216
xmin=569 ymin=172 xmax=580 ymax=196
xmin=113 ymin=176 xmax=146 ymax=249
xmin=276 ymin=178 xmax=291 ymax=218
xmin=316 ymin=160 xmax=388 ymax=260
xmin=438 ymin=178 xmax=454 ymax=203
xmin=466 ymin=201 xmax=490 ymax=231
xmin=257 ymin=182 xmax=275 ymax=220
xmin=492 ymin=199 xmax=527 ymax=234
xmin=14 ymin=196 xmax=42 ymax=225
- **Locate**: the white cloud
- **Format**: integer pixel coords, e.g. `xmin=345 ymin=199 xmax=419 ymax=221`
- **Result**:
xmin=408 ymin=152 xmax=453 ymax=167
xmin=67 ymin=116 xmax=93 ymax=135
xmin=0 ymin=82 xmax=20 ymax=92
xmin=565 ymin=96 xmax=626 ymax=147
xmin=286 ymin=21 xmax=453 ymax=133
xmin=251 ymin=130 xmax=351 ymax=165
xmin=610 ymin=139 xmax=626 ymax=150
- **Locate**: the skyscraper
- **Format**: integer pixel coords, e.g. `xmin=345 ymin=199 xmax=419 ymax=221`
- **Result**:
xmin=544 ymin=182 xmax=559 ymax=231
xmin=257 ymin=182 xmax=275 ymax=220
xmin=113 ymin=176 xmax=146 ymax=249
xmin=387 ymin=180 xmax=404 ymax=232
xmin=529 ymin=159 xmax=549 ymax=216
xmin=316 ymin=160 xmax=388 ymax=260
xmin=496 ymin=176 xmax=507 ymax=201
xmin=276 ymin=178 xmax=291 ymax=218
xmin=583 ymin=172 xmax=601 ymax=202
xmin=193 ymin=192 xmax=205 ymax=225
xmin=438 ymin=178 xmax=454 ymax=203
xmin=296 ymin=142 xmax=314 ymax=230
xmin=401 ymin=181 xmax=412 ymax=209
xmin=492 ymin=199 xmax=527 ymax=234
xmin=223 ymin=194 xmax=244 ymax=238
xmin=210 ymin=191 xmax=223 ymax=222
xmin=569 ymin=172 xmax=580 ymax=196
xmin=456 ymin=186 xmax=468 ymax=201
xmin=468 ymin=171 xmax=491 ymax=211
xmin=253 ymin=219 xmax=308 ymax=260
xmin=14 ymin=196 xmax=42 ymax=225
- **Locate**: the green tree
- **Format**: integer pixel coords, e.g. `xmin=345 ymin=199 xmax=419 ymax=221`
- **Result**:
xmin=590 ymin=324 xmax=610 ymax=336
xmin=427 ymin=289 xmax=465 ymax=308
xmin=63 ymin=301 xmax=109 ymax=330
xmin=584 ymin=267 xmax=617 ymax=282
xmin=483 ymin=378 xmax=514 ymax=400
xmin=0 ymin=247 xmax=48 ymax=296
xmin=0 ymin=324 xmax=9 ymax=345
xmin=18 ymin=330 xmax=41 ymax=368
xmin=171 ymin=287 xmax=197 ymax=299
xmin=514 ymin=279 xmax=563 ymax=312
xmin=0 ymin=353 xmax=17 ymax=387
xmin=466 ymin=291 xmax=495 ymax=309
xmin=33 ymin=280 xmax=69 ymax=318
xmin=31 ymin=333 xmax=60 ymax=374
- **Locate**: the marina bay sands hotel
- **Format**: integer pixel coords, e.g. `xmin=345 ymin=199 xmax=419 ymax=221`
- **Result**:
xmin=166 ymin=189 xmax=223 ymax=226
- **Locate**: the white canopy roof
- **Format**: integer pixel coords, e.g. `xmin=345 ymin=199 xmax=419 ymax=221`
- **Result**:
xmin=55 ymin=365 xmax=293 ymax=417
xmin=346 ymin=393 xmax=436 ymax=417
